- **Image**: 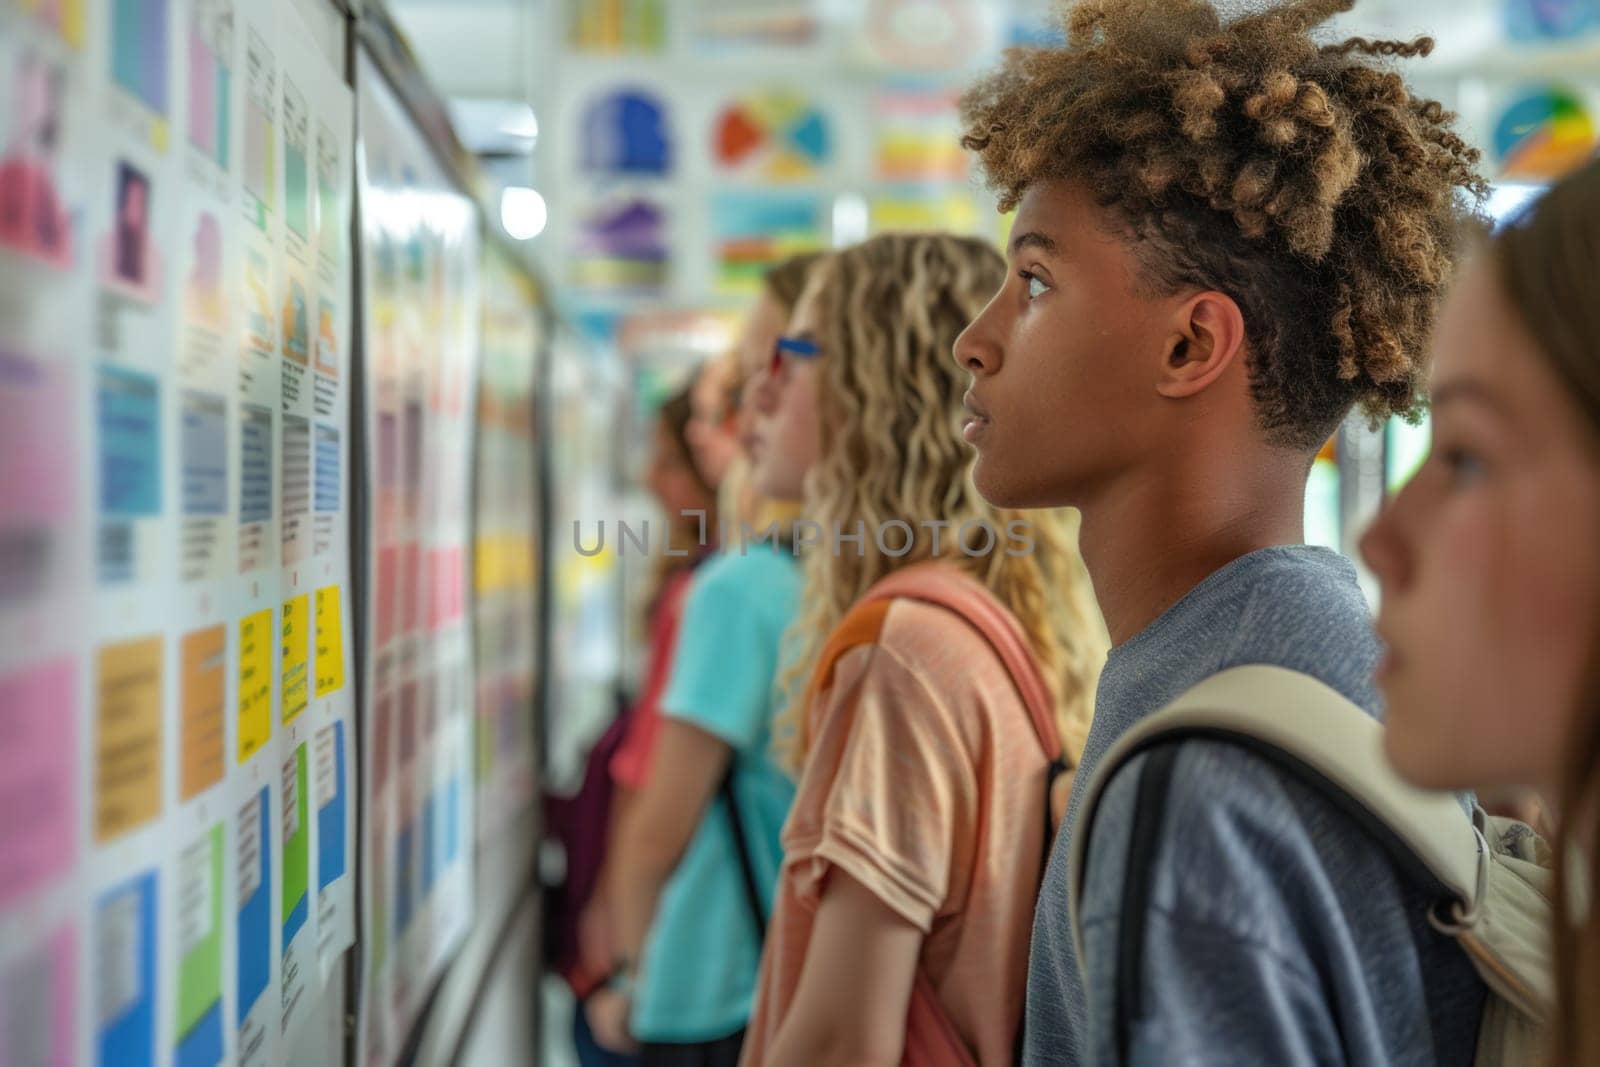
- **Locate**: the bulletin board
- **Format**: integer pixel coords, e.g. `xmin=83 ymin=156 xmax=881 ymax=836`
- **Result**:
xmin=353 ymin=44 xmax=482 ymax=1067
xmin=0 ymin=0 xmax=357 ymax=1065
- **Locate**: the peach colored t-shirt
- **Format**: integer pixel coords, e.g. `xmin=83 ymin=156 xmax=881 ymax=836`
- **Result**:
xmin=741 ymin=598 xmax=1050 ymax=1065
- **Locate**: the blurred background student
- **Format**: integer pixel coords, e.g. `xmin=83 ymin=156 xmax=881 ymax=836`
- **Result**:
xmin=585 ymin=254 xmax=818 ymax=1066
xmin=1361 ymin=156 xmax=1600 ymax=1067
xmin=550 ymin=375 xmax=719 ymax=1067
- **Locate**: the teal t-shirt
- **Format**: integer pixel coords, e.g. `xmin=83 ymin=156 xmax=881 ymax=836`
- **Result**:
xmin=631 ymin=545 xmax=801 ymax=1043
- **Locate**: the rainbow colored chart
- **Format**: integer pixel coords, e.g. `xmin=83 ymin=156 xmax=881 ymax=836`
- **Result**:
xmin=1493 ymin=86 xmax=1597 ymax=181
xmin=713 ymin=91 xmax=831 ymax=180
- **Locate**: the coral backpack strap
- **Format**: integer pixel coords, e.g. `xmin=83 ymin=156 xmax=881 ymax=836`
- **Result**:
xmin=857 ymin=563 xmax=1063 ymax=763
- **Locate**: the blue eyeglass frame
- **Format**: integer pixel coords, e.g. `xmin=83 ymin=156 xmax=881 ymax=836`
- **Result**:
xmin=770 ymin=335 xmax=820 ymax=374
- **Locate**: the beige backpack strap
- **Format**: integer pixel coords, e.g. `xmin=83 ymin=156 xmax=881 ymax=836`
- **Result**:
xmin=1067 ymin=664 xmax=1485 ymax=970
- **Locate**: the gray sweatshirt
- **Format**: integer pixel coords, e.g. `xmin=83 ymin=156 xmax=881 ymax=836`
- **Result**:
xmin=1023 ymin=546 xmax=1487 ymax=1065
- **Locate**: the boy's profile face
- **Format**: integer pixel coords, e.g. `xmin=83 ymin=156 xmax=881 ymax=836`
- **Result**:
xmin=954 ymin=178 xmax=1184 ymax=509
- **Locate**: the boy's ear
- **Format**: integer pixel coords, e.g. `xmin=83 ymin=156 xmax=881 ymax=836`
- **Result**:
xmin=1156 ymin=290 xmax=1247 ymax=399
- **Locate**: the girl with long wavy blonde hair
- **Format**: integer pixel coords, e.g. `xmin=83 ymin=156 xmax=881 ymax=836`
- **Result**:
xmin=740 ymin=232 xmax=1107 ymax=1067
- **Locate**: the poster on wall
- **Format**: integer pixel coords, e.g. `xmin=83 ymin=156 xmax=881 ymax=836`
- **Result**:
xmin=579 ymin=87 xmax=672 ymax=178
xmin=356 ymin=47 xmax=481 ymax=1067
xmin=570 ymin=193 xmax=671 ymax=294
xmin=692 ymin=0 xmax=819 ymax=49
xmin=711 ymin=89 xmax=831 ymax=181
xmin=873 ymin=88 xmax=967 ymax=183
xmin=0 ymin=2 xmax=355 ymax=1065
xmin=1492 ymin=83 xmax=1598 ymax=181
xmin=567 ymin=0 xmax=667 ymax=53
xmin=473 ymin=247 xmax=543 ymax=842
xmin=707 ymin=190 xmax=824 ymax=293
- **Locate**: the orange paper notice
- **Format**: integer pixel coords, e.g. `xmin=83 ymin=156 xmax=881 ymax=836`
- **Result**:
xmin=180 ymin=626 xmax=227 ymax=800
xmin=95 ymin=635 xmax=164 ymax=841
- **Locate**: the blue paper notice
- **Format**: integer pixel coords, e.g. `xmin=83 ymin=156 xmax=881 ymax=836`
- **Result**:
xmin=239 ymin=404 xmax=272 ymax=525
xmin=98 ymin=365 xmax=162 ymax=517
xmin=181 ymin=392 xmax=228 ymax=516
xmin=96 ymin=870 xmax=158 ymax=1067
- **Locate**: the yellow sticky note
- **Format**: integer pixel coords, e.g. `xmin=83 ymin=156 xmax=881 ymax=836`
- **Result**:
xmin=237 ymin=609 xmax=273 ymax=762
xmin=314 ymin=585 xmax=345 ymax=697
xmin=282 ymin=595 xmax=309 ymax=724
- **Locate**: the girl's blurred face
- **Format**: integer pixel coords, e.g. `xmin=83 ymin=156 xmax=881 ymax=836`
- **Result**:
xmin=644 ymin=417 xmax=710 ymax=519
xmin=686 ymin=358 xmax=738 ymax=489
xmin=736 ymin=292 xmax=789 ymax=455
xmin=1360 ymin=256 xmax=1600 ymax=792
xmin=747 ymin=280 xmax=824 ymax=503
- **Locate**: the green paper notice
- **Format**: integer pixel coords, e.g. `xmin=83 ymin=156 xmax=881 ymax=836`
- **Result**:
xmin=176 ymin=824 xmax=224 ymax=1039
xmin=282 ymin=744 xmax=309 ymax=929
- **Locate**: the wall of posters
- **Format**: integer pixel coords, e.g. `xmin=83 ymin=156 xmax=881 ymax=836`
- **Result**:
xmin=355 ymin=48 xmax=482 ymax=1067
xmin=0 ymin=0 xmax=355 ymax=1064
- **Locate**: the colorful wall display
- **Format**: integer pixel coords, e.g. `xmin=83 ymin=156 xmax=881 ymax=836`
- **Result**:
xmin=1493 ymin=84 xmax=1598 ymax=179
xmin=571 ymin=194 xmax=671 ymax=293
xmin=356 ymin=47 xmax=481 ymax=1067
xmin=579 ymin=88 xmax=672 ymax=177
xmin=568 ymin=0 xmax=667 ymax=53
xmin=692 ymin=0 xmax=819 ymax=50
xmin=708 ymin=191 xmax=825 ymax=293
xmin=712 ymin=90 xmax=831 ymax=180
xmin=873 ymin=88 xmax=967 ymax=183
xmin=473 ymin=247 xmax=543 ymax=842
xmin=0 ymin=2 xmax=356 ymax=1064
xmin=1504 ymin=0 xmax=1600 ymax=41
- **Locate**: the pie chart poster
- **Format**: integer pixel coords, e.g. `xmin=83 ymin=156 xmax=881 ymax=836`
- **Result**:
xmin=712 ymin=91 xmax=833 ymax=181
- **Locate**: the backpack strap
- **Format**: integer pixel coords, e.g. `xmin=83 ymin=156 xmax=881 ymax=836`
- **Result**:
xmin=719 ymin=765 xmax=767 ymax=939
xmin=1066 ymin=664 xmax=1486 ymax=975
xmin=857 ymin=564 xmax=1063 ymax=764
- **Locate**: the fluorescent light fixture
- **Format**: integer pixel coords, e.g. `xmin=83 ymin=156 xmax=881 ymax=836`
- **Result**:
xmin=501 ymin=186 xmax=548 ymax=241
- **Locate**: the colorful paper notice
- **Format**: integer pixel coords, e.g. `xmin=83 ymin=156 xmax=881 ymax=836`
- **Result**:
xmin=0 ymin=659 xmax=77 ymax=908
xmin=315 ymin=721 xmax=347 ymax=890
xmin=180 ymin=626 xmax=227 ymax=800
xmin=95 ymin=636 xmax=164 ymax=842
xmin=236 ymin=787 xmax=271 ymax=1060
xmin=314 ymin=585 xmax=344 ymax=696
xmin=280 ymin=744 xmax=311 ymax=1034
xmin=0 ymin=925 xmax=75 ymax=1067
xmin=96 ymin=870 xmax=157 ymax=1067
xmin=281 ymin=594 xmax=308 ymax=724
xmin=236 ymin=609 xmax=272 ymax=762
xmin=282 ymin=746 xmax=309 ymax=944
xmin=174 ymin=824 xmax=225 ymax=1067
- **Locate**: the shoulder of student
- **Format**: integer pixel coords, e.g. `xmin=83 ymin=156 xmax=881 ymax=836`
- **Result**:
xmin=1080 ymin=736 xmax=1415 ymax=946
xmin=873 ymin=595 xmax=1012 ymax=687
xmin=686 ymin=546 xmax=796 ymax=611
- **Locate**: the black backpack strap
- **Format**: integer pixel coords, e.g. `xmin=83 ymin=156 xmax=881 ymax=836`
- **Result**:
xmin=1113 ymin=744 xmax=1180 ymax=1064
xmin=720 ymin=764 xmax=767 ymax=939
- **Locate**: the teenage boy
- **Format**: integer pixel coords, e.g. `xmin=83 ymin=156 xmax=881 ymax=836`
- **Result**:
xmin=954 ymin=0 xmax=1491 ymax=1061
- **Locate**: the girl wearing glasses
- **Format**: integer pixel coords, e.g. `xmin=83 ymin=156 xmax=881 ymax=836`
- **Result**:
xmin=740 ymin=233 xmax=1106 ymax=1066
xmin=590 ymin=254 xmax=820 ymax=1067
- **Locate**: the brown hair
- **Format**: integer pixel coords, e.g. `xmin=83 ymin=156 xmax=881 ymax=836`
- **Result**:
xmin=1493 ymin=155 xmax=1600 ymax=1067
xmin=645 ymin=378 xmax=716 ymax=621
xmin=959 ymin=0 xmax=1488 ymax=451
xmin=762 ymin=250 xmax=824 ymax=314
xmin=774 ymin=233 xmax=1107 ymax=772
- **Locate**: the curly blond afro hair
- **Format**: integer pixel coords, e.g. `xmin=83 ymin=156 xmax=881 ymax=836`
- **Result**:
xmin=960 ymin=0 xmax=1489 ymax=449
